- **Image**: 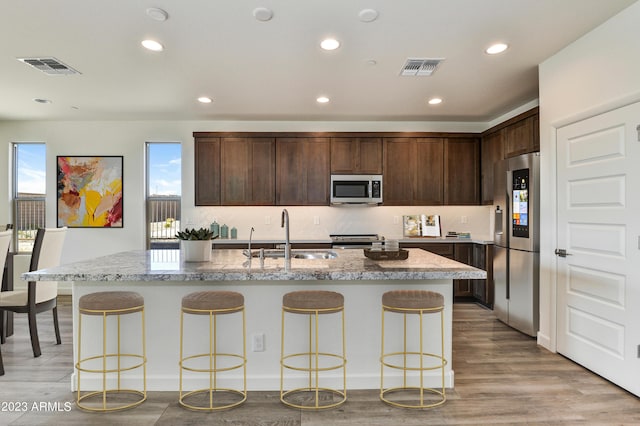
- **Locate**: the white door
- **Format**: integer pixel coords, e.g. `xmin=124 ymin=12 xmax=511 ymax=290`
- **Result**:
xmin=556 ymin=101 xmax=640 ymax=396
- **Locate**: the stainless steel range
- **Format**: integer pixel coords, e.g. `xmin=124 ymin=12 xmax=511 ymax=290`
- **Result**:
xmin=330 ymin=234 xmax=383 ymax=249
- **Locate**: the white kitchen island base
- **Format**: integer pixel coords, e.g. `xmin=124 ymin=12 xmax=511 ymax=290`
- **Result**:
xmin=24 ymin=249 xmax=486 ymax=392
xmin=71 ymin=278 xmax=453 ymax=391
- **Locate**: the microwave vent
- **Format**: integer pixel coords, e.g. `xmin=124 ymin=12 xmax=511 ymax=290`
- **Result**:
xmin=400 ymin=58 xmax=444 ymax=76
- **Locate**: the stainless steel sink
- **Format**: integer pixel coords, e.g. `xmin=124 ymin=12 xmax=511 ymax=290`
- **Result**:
xmin=243 ymin=249 xmax=338 ymax=260
xmin=292 ymin=250 xmax=338 ymax=260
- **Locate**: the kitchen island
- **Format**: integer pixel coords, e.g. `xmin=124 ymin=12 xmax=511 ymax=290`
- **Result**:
xmin=23 ymin=248 xmax=486 ymax=391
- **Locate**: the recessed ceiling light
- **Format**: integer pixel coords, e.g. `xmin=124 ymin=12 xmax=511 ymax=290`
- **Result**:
xmin=146 ymin=7 xmax=168 ymax=22
xmin=316 ymin=96 xmax=330 ymax=104
xmin=358 ymin=9 xmax=379 ymax=23
xmin=320 ymin=38 xmax=340 ymax=51
xmin=253 ymin=7 xmax=273 ymax=22
xmin=366 ymin=59 xmax=377 ymax=66
xmin=485 ymin=43 xmax=508 ymax=55
xmin=197 ymin=97 xmax=213 ymax=104
xmin=428 ymin=97 xmax=443 ymax=105
xmin=33 ymin=98 xmax=52 ymax=104
xmin=141 ymin=39 xmax=164 ymax=52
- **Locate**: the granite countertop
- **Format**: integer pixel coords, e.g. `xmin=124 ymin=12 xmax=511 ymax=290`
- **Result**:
xmin=212 ymin=236 xmax=494 ymax=245
xmin=23 ymin=248 xmax=486 ymax=282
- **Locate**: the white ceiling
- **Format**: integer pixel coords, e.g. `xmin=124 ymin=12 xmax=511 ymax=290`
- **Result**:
xmin=0 ymin=0 xmax=636 ymax=122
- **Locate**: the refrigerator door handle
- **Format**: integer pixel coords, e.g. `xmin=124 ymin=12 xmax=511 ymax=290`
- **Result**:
xmin=495 ymin=206 xmax=503 ymax=235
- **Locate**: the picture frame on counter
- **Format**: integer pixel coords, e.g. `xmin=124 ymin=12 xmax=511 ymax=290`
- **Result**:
xmin=403 ymin=214 xmax=441 ymax=237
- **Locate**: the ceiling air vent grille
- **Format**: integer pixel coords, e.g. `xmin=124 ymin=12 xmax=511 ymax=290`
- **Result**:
xmin=17 ymin=57 xmax=81 ymax=76
xmin=400 ymin=58 xmax=444 ymax=76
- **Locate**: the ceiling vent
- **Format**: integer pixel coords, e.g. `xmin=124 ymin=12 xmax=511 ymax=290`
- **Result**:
xmin=17 ymin=57 xmax=81 ymax=76
xmin=400 ymin=58 xmax=444 ymax=76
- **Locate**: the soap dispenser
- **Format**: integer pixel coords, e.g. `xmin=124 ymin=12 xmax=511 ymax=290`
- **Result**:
xmin=210 ymin=221 xmax=220 ymax=237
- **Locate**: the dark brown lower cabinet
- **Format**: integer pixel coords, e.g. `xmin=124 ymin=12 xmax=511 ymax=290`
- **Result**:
xmin=399 ymin=242 xmax=492 ymax=305
xmin=453 ymin=243 xmax=473 ymax=299
xmin=472 ymin=244 xmax=493 ymax=308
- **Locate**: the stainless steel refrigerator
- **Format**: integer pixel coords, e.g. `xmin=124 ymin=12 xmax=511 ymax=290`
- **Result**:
xmin=493 ymin=152 xmax=540 ymax=337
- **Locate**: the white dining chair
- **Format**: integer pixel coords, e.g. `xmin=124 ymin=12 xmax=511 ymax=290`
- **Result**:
xmin=0 ymin=229 xmax=14 ymax=375
xmin=0 ymin=227 xmax=67 ymax=358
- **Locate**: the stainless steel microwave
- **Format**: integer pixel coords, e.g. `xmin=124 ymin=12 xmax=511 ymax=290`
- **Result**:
xmin=330 ymin=174 xmax=383 ymax=205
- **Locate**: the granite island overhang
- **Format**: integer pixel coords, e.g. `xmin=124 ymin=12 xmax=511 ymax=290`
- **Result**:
xmin=24 ymin=248 xmax=486 ymax=392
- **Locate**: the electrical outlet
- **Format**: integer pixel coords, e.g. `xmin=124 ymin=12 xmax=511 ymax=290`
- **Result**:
xmin=393 ymin=216 xmax=400 ymax=225
xmin=461 ymin=216 xmax=468 ymax=224
xmin=313 ymin=216 xmax=320 ymax=225
xmin=265 ymin=216 xmax=271 ymax=225
xmin=252 ymin=333 xmax=265 ymax=352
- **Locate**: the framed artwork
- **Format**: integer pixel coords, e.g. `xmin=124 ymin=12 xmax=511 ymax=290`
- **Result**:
xmin=57 ymin=156 xmax=123 ymax=228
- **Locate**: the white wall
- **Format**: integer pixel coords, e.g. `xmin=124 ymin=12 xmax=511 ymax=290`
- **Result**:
xmin=538 ymin=1 xmax=640 ymax=350
xmin=1 ymin=119 xmax=496 ymax=292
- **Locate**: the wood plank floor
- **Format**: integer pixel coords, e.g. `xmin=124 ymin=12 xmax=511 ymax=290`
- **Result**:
xmin=0 ymin=297 xmax=637 ymax=425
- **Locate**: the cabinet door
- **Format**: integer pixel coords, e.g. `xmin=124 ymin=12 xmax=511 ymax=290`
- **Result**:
xmin=476 ymin=244 xmax=493 ymax=307
xmin=480 ymin=130 xmax=504 ymax=205
xmin=331 ymin=137 xmax=382 ymax=174
xmin=221 ymin=137 xmax=275 ymax=205
xmin=194 ymin=137 xmax=220 ymax=206
xmin=454 ymin=243 xmax=474 ymax=297
xmin=221 ymin=137 xmax=250 ymax=205
xmin=330 ymin=137 xmax=357 ymax=173
xmin=414 ymin=138 xmax=444 ymax=205
xmin=383 ymin=138 xmax=415 ymax=205
xmin=358 ymin=138 xmax=383 ymax=174
xmin=276 ymin=137 xmax=329 ymax=205
xmin=444 ymin=138 xmax=479 ymax=205
xmin=504 ymin=116 xmax=535 ymax=158
xmin=250 ymin=138 xmax=276 ymax=205
xmin=305 ymin=138 xmax=330 ymax=205
xmin=532 ymin=114 xmax=540 ymax=152
xmin=276 ymin=138 xmax=306 ymax=205
xmin=400 ymin=242 xmax=455 ymax=258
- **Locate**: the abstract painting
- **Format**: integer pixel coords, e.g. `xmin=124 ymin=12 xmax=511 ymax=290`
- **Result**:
xmin=57 ymin=156 xmax=123 ymax=228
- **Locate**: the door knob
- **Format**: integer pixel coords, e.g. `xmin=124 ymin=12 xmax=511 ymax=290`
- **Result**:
xmin=554 ymin=248 xmax=571 ymax=258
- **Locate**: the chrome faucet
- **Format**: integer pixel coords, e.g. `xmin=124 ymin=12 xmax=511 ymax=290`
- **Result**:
xmin=248 ymin=226 xmax=255 ymax=259
xmin=281 ymin=209 xmax=291 ymax=262
xmin=243 ymin=227 xmax=256 ymax=259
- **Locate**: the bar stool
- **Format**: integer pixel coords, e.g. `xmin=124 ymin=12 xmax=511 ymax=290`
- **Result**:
xmin=380 ymin=290 xmax=447 ymax=409
xmin=280 ymin=290 xmax=347 ymax=410
xmin=76 ymin=291 xmax=147 ymax=412
xmin=179 ymin=291 xmax=246 ymax=411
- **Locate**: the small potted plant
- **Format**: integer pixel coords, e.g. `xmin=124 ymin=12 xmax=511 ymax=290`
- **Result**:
xmin=176 ymin=227 xmax=217 ymax=262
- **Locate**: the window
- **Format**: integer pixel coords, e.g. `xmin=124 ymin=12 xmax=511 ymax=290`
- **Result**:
xmin=12 ymin=143 xmax=46 ymax=252
xmin=146 ymin=142 xmax=181 ymax=249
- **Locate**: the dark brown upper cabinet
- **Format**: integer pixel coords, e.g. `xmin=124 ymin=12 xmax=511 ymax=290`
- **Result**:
xmin=383 ymin=138 xmax=415 ymax=205
xmin=194 ymin=137 xmax=221 ymax=206
xmin=415 ymin=138 xmax=445 ymax=205
xmin=444 ymin=137 xmax=479 ymax=205
xmin=383 ymin=137 xmax=445 ymax=205
xmin=330 ymin=137 xmax=383 ymax=174
xmin=220 ymin=137 xmax=275 ymax=205
xmin=504 ymin=111 xmax=539 ymax=158
xmin=276 ymin=137 xmax=330 ymax=205
xmin=480 ymin=107 xmax=539 ymax=204
xmin=480 ymin=129 xmax=504 ymax=205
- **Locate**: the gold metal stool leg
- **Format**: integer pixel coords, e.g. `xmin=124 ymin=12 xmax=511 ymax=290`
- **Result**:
xmin=179 ymin=305 xmax=247 ymax=411
xmin=380 ymin=305 xmax=447 ymax=409
xmin=280 ymin=306 xmax=347 ymax=410
xmin=76 ymin=306 xmax=147 ymax=412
